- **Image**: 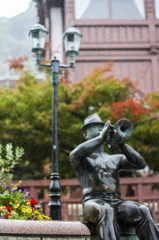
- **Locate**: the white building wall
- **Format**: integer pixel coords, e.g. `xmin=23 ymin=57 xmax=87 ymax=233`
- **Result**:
xmin=50 ymin=7 xmax=63 ymax=62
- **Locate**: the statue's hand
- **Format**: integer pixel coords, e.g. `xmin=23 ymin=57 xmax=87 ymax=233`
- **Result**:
xmin=100 ymin=120 xmax=111 ymax=140
xmin=104 ymin=120 xmax=111 ymax=128
xmin=105 ymin=132 xmax=124 ymax=148
xmin=116 ymin=134 xmax=124 ymax=146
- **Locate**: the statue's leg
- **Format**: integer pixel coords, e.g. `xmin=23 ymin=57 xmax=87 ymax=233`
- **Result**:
xmin=116 ymin=200 xmax=159 ymax=240
xmin=83 ymin=199 xmax=120 ymax=240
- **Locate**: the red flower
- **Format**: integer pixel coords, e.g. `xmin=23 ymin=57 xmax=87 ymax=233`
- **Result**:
xmin=30 ymin=198 xmax=37 ymax=208
xmin=6 ymin=213 xmax=11 ymax=219
xmin=6 ymin=206 xmax=11 ymax=212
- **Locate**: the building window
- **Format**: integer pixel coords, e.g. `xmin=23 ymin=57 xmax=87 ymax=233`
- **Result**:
xmin=154 ymin=0 xmax=159 ymax=18
xmin=111 ymin=0 xmax=145 ymax=19
xmin=74 ymin=0 xmax=145 ymax=20
xmin=75 ymin=0 xmax=109 ymax=19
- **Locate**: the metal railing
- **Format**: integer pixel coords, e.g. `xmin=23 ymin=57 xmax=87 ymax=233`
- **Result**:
xmin=12 ymin=175 xmax=159 ymax=222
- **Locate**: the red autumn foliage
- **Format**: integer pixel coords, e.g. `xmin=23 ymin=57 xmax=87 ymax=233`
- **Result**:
xmin=69 ymin=62 xmax=132 ymax=112
xmin=111 ymin=98 xmax=150 ymax=122
xmin=59 ymin=69 xmax=72 ymax=85
xmin=45 ymin=41 xmax=50 ymax=52
xmin=5 ymin=56 xmax=28 ymax=72
xmin=154 ymin=101 xmax=159 ymax=108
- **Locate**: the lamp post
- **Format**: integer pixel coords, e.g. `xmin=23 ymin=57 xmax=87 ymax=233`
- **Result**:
xmin=29 ymin=22 xmax=82 ymax=220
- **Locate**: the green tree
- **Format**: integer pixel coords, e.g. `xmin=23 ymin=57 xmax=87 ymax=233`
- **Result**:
xmin=0 ymin=62 xmax=159 ymax=179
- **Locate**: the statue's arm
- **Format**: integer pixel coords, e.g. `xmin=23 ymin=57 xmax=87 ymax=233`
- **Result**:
xmin=118 ymin=142 xmax=146 ymax=170
xmin=70 ymin=121 xmax=110 ymax=168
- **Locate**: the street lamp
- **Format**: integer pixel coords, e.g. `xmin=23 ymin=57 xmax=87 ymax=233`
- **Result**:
xmin=28 ymin=22 xmax=49 ymax=64
xmin=63 ymin=25 xmax=83 ymax=66
xmin=29 ymin=22 xmax=82 ymax=220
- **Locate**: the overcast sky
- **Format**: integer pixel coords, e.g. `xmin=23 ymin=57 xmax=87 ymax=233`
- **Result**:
xmin=0 ymin=0 xmax=32 ymax=18
xmin=1 ymin=0 xmax=159 ymax=19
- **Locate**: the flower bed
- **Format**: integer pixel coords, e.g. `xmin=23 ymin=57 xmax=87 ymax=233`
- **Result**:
xmin=0 ymin=183 xmax=51 ymax=220
xmin=0 ymin=143 xmax=52 ymax=221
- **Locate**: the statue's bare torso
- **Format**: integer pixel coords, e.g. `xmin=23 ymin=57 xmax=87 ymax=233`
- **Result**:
xmin=75 ymin=153 xmax=123 ymax=199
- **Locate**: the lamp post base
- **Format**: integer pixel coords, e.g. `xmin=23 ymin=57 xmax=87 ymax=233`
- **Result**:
xmin=49 ymin=205 xmax=62 ymax=220
xmin=48 ymin=173 xmax=62 ymax=220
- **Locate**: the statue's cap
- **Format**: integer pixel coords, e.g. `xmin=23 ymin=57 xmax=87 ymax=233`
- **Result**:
xmin=81 ymin=113 xmax=104 ymax=133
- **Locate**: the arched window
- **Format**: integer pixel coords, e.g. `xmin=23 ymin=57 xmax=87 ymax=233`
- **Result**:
xmin=74 ymin=0 xmax=145 ymax=20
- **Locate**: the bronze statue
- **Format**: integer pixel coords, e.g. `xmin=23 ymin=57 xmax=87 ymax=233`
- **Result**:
xmin=70 ymin=113 xmax=159 ymax=240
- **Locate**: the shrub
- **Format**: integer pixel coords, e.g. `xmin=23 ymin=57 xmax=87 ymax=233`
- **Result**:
xmin=0 ymin=143 xmax=52 ymax=220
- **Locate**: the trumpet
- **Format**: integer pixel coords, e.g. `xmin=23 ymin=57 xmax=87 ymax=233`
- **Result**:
xmin=105 ymin=118 xmax=133 ymax=148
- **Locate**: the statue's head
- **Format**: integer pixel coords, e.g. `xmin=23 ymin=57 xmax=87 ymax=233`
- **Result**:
xmin=81 ymin=113 xmax=104 ymax=139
